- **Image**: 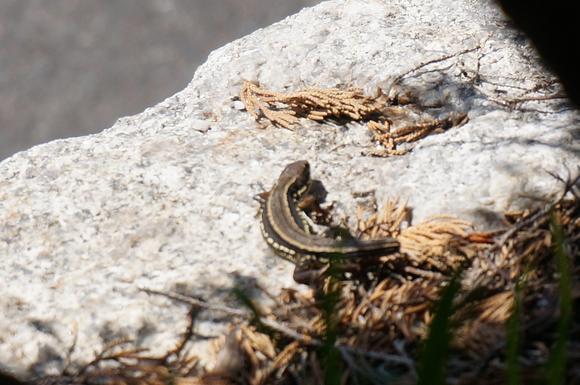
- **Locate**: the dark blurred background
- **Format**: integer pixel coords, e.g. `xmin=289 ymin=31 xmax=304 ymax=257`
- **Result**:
xmin=0 ymin=0 xmax=321 ymax=160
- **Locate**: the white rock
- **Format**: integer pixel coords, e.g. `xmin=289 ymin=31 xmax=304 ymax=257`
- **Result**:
xmin=190 ymin=118 xmax=212 ymax=133
xmin=0 ymin=0 xmax=578 ymax=377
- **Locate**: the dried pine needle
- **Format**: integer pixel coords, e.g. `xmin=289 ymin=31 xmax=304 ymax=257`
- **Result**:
xmin=240 ymin=81 xmax=380 ymax=129
xmin=240 ymin=81 xmax=469 ymax=156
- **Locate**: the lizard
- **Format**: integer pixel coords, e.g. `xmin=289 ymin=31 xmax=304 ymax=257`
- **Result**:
xmin=257 ymin=160 xmax=400 ymax=283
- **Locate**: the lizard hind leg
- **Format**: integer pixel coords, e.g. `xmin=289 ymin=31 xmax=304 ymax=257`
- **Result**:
xmin=293 ymin=262 xmax=329 ymax=285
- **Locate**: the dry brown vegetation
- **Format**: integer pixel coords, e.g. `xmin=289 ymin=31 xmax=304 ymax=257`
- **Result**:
xmin=240 ymin=81 xmax=381 ymax=127
xmin=240 ymin=81 xmax=468 ymax=157
xmin=28 ymin=176 xmax=579 ymax=385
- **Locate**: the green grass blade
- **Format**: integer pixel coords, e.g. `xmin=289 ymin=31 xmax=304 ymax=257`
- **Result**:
xmin=546 ymin=210 xmax=573 ymax=385
xmin=506 ymin=282 xmax=522 ymax=385
xmin=417 ymin=273 xmax=461 ymax=385
xmin=317 ymin=266 xmax=342 ymax=385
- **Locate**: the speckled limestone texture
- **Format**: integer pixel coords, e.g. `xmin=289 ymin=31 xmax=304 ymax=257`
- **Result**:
xmin=0 ymin=0 xmax=578 ymax=377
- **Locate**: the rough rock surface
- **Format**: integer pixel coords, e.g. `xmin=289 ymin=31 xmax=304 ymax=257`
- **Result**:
xmin=1 ymin=0 xmax=578 ymax=377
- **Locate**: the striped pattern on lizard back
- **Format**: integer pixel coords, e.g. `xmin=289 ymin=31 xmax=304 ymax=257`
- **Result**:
xmin=259 ymin=160 xmax=400 ymax=264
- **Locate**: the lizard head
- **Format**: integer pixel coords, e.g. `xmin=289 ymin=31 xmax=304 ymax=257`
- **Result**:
xmin=282 ymin=160 xmax=310 ymax=186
